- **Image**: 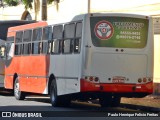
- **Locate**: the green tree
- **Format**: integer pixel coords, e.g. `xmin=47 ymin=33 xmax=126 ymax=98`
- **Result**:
xmin=3 ymin=0 xmax=33 ymax=9
xmin=3 ymin=0 xmax=19 ymax=6
xmin=22 ymin=0 xmax=33 ymax=9
xmin=3 ymin=0 xmax=59 ymax=9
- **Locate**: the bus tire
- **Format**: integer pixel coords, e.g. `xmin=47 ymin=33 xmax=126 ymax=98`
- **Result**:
xmin=99 ymin=94 xmax=112 ymax=107
xmin=14 ymin=77 xmax=25 ymax=100
xmin=111 ymin=96 xmax=121 ymax=107
xmin=50 ymin=80 xmax=71 ymax=107
xmin=50 ymin=79 xmax=60 ymax=107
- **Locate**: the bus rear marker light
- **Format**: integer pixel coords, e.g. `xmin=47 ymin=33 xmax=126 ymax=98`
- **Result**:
xmin=89 ymin=76 xmax=94 ymax=81
xmin=143 ymin=78 xmax=147 ymax=82
xmin=138 ymin=78 xmax=142 ymax=83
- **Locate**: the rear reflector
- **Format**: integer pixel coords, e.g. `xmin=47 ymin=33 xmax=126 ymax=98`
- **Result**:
xmin=94 ymin=77 xmax=99 ymax=82
xmin=89 ymin=77 xmax=93 ymax=81
xmin=143 ymin=78 xmax=147 ymax=82
xmin=138 ymin=78 xmax=142 ymax=83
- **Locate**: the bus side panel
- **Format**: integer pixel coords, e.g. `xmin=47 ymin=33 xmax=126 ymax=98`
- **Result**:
xmin=20 ymin=77 xmax=28 ymax=91
xmin=4 ymin=75 xmax=13 ymax=89
xmin=5 ymin=55 xmax=49 ymax=94
xmin=29 ymin=78 xmax=47 ymax=93
xmin=49 ymin=54 xmax=81 ymax=95
xmin=20 ymin=55 xmax=49 ymax=93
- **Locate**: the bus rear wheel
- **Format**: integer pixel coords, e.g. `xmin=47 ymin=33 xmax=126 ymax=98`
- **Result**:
xmin=111 ymin=96 xmax=121 ymax=107
xmin=50 ymin=80 xmax=61 ymax=107
xmin=99 ymin=94 xmax=112 ymax=107
xmin=50 ymin=80 xmax=71 ymax=107
xmin=14 ymin=77 xmax=25 ymax=100
xmin=99 ymin=94 xmax=121 ymax=107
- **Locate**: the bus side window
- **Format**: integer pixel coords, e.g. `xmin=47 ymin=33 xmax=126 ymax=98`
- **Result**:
xmin=23 ymin=30 xmax=32 ymax=55
xmin=42 ymin=26 xmax=52 ymax=54
xmin=16 ymin=31 xmax=23 ymax=43
xmin=32 ymin=28 xmax=42 ymax=54
xmin=74 ymin=22 xmax=82 ymax=53
xmin=23 ymin=43 xmax=31 ymax=55
xmin=42 ymin=42 xmax=48 ymax=54
xmin=51 ymin=39 xmax=61 ymax=54
xmin=6 ymin=42 xmax=14 ymax=59
xmin=63 ymin=23 xmax=75 ymax=54
xmin=48 ymin=41 xmax=52 ymax=54
xmin=15 ymin=31 xmax=23 ymax=55
xmin=15 ymin=44 xmax=22 ymax=55
xmin=32 ymin=42 xmax=41 ymax=54
xmin=74 ymin=38 xmax=81 ymax=53
xmin=52 ymin=25 xmax=63 ymax=54
xmin=63 ymin=39 xmax=72 ymax=53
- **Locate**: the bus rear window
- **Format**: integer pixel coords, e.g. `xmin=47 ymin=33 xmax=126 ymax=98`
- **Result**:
xmin=90 ymin=16 xmax=149 ymax=48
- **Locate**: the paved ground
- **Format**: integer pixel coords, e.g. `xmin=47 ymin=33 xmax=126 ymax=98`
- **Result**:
xmin=121 ymin=95 xmax=160 ymax=108
xmin=1 ymin=89 xmax=160 ymax=110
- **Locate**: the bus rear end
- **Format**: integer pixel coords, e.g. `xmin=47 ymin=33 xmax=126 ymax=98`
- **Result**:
xmin=81 ymin=13 xmax=154 ymax=107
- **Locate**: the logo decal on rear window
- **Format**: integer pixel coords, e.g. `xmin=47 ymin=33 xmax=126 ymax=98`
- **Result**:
xmin=94 ymin=20 xmax=114 ymax=40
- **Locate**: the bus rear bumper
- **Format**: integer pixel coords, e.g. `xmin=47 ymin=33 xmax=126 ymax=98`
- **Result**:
xmin=80 ymin=79 xmax=153 ymax=94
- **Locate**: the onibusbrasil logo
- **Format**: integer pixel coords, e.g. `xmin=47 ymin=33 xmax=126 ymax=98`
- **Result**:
xmin=94 ymin=20 xmax=114 ymax=40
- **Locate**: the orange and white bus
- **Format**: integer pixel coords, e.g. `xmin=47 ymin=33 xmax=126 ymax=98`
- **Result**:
xmin=0 ymin=20 xmax=36 ymax=88
xmin=2 ymin=13 xmax=154 ymax=107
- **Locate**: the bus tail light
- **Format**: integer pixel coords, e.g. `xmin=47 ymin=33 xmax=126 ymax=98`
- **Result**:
xmin=138 ymin=77 xmax=153 ymax=83
xmin=138 ymin=78 xmax=142 ymax=83
xmin=143 ymin=78 xmax=147 ymax=82
xmin=89 ymin=76 xmax=94 ymax=81
xmin=84 ymin=76 xmax=99 ymax=83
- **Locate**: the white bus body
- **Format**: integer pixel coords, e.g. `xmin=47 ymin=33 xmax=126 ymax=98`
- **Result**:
xmin=49 ymin=13 xmax=153 ymax=107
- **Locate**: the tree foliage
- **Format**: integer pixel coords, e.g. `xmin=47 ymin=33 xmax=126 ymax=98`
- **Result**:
xmin=3 ymin=0 xmax=59 ymax=9
xmin=47 ymin=0 xmax=59 ymax=4
xmin=22 ymin=0 xmax=33 ymax=9
xmin=3 ymin=0 xmax=19 ymax=6
xmin=3 ymin=0 xmax=33 ymax=9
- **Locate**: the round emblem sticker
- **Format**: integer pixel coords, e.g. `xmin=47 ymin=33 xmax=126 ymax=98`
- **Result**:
xmin=94 ymin=20 xmax=113 ymax=40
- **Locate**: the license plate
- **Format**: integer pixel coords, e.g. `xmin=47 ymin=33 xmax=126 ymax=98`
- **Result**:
xmin=112 ymin=76 xmax=125 ymax=83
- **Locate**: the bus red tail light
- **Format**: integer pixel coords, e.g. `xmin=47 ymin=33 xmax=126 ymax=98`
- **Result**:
xmin=143 ymin=78 xmax=147 ymax=82
xmin=138 ymin=77 xmax=153 ymax=83
xmin=89 ymin=76 xmax=94 ymax=81
xmin=138 ymin=78 xmax=142 ymax=83
xmin=84 ymin=76 xmax=99 ymax=83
